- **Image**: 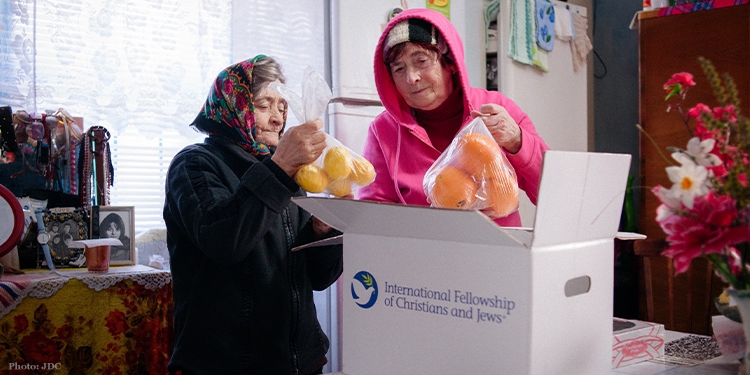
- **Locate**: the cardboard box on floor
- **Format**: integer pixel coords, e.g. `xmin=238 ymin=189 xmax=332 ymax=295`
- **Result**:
xmin=294 ymin=150 xmax=632 ymax=375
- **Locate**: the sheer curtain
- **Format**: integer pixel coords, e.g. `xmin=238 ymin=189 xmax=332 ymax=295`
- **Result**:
xmin=1 ymin=0 xmax=232 ymax=232
xmin=3 ymin=2 xmax=337 ymax=371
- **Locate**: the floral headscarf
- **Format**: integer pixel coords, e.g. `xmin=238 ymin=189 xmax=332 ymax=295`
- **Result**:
xmin=199 ymin=55 xmax=287 ymax=155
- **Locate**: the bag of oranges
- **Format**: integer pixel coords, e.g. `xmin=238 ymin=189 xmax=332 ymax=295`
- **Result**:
xmin=423 ymin=116 xmax=519 ymax=218
xmin=270 ymin=67 xmax=376 ymax=197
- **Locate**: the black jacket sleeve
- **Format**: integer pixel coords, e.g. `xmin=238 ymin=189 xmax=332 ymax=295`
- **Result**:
xmin=165 ymin=146 xmax=298 ymax=266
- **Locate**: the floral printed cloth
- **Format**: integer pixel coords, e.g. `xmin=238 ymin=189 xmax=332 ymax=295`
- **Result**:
xmin=0 ymin=269 xmax=173 ymax=374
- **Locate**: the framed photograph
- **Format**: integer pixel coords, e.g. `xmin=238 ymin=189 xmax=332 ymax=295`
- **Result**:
xmin=93 ymin=206 xmax=135 ymax=266
xmin=42 ymin=207 xmax=89 ymax=268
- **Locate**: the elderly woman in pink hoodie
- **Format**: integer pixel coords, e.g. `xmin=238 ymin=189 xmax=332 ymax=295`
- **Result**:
xmin=358 ymin=8 xmax=550 ymax=227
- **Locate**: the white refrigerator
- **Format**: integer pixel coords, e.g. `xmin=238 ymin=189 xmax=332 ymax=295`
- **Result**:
xmin=327 ymin=0 xmax=487 ymax=156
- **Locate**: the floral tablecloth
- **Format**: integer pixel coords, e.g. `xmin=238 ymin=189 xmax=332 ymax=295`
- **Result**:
xmin=0 ymin=265 xmax=173 ymax=374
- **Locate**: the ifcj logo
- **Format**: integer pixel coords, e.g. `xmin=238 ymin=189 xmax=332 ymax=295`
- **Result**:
xmin=351 ymin=271 xmax=378 ymax=309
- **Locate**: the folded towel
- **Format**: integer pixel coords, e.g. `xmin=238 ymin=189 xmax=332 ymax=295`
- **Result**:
xmin=553 ymin=3 xmax=575 ymax=41
xmin=570 ymin=13 xmax=592 ymax=72
xmin=535 ymin=0 xmax=555 ymax=51
xmin=530 ymin=0 xmax=549 ymax=72
xmin=508 ymin=0 xmax=533 ymax=65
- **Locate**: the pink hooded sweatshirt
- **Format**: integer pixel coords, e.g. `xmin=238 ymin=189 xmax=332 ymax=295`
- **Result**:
xmin=358 ymin=8 xmax=550 ymax=227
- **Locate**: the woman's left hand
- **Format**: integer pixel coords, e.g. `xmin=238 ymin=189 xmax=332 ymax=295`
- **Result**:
xmin=312 ymin=216 xmax=333 ymax=238
xmin=470 ymin=104 xmax=522 ymax=154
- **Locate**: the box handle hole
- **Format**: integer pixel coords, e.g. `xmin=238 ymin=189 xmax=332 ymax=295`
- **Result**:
xmin=564 ymin=276 xmax=591 ymax=297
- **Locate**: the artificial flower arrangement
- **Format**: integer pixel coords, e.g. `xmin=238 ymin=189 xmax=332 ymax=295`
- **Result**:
xmin=648 ymin=57 xmax=750 ymax=290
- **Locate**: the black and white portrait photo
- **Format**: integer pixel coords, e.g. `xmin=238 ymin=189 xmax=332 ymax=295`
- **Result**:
xmin=96 ymin=206 xmax=135 ymax=265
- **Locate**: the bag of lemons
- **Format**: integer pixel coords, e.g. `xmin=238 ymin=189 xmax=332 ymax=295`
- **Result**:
xmin=423 ymin=116 xmax=519 ymax=218
xmin=270 ymin=67 xmax=376 ymax=197
xmin=295 ymin=134 xmax=376 ymax=197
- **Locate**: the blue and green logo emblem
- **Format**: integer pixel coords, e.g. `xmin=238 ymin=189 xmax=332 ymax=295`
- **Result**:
xmin=351 ymin=271 xmax=378 ymax=309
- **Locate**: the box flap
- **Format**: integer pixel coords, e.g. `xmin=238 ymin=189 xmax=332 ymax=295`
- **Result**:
xmin=532 ymin=151 xmax=631 ymax=248
xmin=293 ymin=197 xmax=531 ymax=247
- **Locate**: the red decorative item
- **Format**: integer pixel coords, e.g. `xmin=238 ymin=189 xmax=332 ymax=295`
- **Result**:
xmin=0 ymin=184 xmax=24 ymax=258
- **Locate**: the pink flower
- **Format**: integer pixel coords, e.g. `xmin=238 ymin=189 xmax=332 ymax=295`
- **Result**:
xmin=713 ymin=105 xmax=738 ymax=123
xmin=688 ymin=103 xmax=712 ymax=119
xmin=695 ymin=122 xmax=720 ymax=141
xmin=662 ymin=192 xmax=750 ymax=273
xmin=740 ymin=174 xmax=749 ymax=187
xmin=663 ymin=72 xmax=696 ymax=90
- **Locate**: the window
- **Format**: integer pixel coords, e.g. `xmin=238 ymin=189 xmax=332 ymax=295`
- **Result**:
xmin=1 ymin=0 xmax=231 ymax=233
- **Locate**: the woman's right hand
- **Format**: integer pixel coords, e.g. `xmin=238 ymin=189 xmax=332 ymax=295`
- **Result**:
xmin=271 ymin=119 xmax=327 ymax=176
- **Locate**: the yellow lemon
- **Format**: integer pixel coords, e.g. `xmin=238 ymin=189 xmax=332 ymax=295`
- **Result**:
xmin=327 ymin=179 xmax=352 ymax=197
xmin=294 ymin=163 xmax=329 ymax=193
xmin=350 ymin=157 xmax=375 ymax=186
xmin=323 ymin=146 xmax=352 ymax=180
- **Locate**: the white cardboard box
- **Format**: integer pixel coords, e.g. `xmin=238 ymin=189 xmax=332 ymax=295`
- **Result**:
xmin=295 ymin=150 xmax=631 ymax=375
xmin=612 ymin=318 xmax=665 ymax=368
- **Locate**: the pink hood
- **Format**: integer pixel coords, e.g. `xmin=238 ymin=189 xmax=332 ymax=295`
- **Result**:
xmin=373 ymin=8 xmax=474 ymax=128
xmin=360 ymin=8 xmax=549 ymax=227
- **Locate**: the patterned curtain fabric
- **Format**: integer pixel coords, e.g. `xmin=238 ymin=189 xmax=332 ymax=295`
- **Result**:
xmin=0 ymin=0 xmax=232 ymax=139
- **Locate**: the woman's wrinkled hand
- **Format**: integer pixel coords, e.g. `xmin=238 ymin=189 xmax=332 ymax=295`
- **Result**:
xmin=272 ymin=119 xmax=327 ymax=176
xmin=470 ymin=104 xmax=522 ymax=154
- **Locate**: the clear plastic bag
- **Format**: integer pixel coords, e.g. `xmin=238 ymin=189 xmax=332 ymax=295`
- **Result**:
xmin=423 ymin=116 xmax=519 ymax=218
xmin=270 ymin=67 xmax=375 ymax=197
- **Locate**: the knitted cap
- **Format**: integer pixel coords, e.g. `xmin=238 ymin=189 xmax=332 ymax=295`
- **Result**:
xmin=383 ymin=18 xmax=448 ymax=57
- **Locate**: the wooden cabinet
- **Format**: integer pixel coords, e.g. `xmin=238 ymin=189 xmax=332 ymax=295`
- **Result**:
xmin=637 ymin=4 xmax=750 ymax=335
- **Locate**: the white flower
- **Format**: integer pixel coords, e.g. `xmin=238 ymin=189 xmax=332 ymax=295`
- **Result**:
xmin=666 ymin=152 xmax=709 ymax=208
xmin=685 ymin=137 xmax=722 ymax=167
xmin=653 ymin=185 xmax=682 ymax=221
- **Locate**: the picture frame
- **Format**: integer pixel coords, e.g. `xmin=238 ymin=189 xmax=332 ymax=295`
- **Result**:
xmin=92 ymin=206 xmax=135 ymax=266
xmin=42 ymin=207 xmax=89 ymax=268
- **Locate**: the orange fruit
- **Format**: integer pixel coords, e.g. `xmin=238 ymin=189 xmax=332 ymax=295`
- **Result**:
xmin=350 ymin=157 xmax=376 ymax=186
xmin=429 ymin=165 xmax=478 ymax=209
xmin=324 ymin=146 xmax=353 ymax=180
xmin=452 ymin=132 xmax=502 ymax=178
xmin=295 ymin=164 xmax=329 ymax=193
xmin=482 ymin=171 xmax=519 ymax=218
xmin=327 ymin=178 xmax=352 ymax=197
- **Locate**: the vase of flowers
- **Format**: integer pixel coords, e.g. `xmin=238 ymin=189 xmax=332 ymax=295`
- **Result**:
xmin=648 ymin=57 xmax=750 ymax=371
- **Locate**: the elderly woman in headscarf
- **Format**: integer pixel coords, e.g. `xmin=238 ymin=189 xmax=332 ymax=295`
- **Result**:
xmin=359 ymin=9 xmax=550 ymax=226
xmin=164 ymin=55 xmax=342 ymax=375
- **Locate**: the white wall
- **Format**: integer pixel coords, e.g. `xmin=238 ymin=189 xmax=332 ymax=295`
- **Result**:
xmin=495 ymin=0 xmax=592 ymax=227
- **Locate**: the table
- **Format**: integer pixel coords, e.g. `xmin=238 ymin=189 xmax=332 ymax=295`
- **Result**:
xmin=0 ymin=265 xmax=173 ymax=374
xmin=325 ymin=331 xmax=742 ymax=375
xmin=613 ymin=330 xmax=741 ymax=375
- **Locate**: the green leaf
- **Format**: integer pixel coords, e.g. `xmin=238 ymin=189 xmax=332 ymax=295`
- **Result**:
xmin=362 ymin=274 xmax=372 ymax=287
xmin=664 ymin=86 xmax=681 ymax=101
xmin=547 ymin=7 xmax=552 ymax=15
xmin=546 ymin=35 xmax=551 ymax=42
